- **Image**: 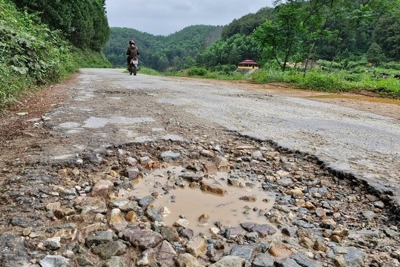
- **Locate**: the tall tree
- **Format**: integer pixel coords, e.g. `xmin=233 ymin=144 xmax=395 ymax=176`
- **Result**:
xmin=11 ymin=0 xmax=110 ymax=51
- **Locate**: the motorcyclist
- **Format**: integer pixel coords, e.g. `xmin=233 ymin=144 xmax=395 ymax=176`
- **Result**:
xmin=126 ymin=40 xmax=139 ymax=69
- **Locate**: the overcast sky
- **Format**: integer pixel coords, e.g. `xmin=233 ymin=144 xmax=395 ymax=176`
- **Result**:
xmin=105 ymin=0 xmax=274 ymax=36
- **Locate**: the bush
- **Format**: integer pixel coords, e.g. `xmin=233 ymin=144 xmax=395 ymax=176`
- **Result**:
xmin=187 ymin=67 xmax=208 ymax=77
xmin=0 ymin=0 xmax=111 ymax=110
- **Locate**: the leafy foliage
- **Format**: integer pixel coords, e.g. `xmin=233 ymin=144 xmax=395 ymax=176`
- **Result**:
xmin=0 ymin=0 xmax=110 ymax=110
xmin=221 ymin=7 xmax=275 ymax=39
xmin=11 ymin=0 xmax=110 ymax=51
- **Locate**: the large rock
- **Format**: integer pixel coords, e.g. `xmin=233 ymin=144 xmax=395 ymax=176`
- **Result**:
xmin=92 ymin=240 xmax=128 ymax=260
xmin=122 ymin=227 xmax=163 ymax=249
xmin=144 ymin=240 xmax=177 ymax=267
xmin=252 ymin=253 xmax=275 ymax=267
xmin=176 ymin=253 xmax=202 ymax=267
xmin=200 ymin=182 xmax=226 ymax=196
xmin=186 ymin=236 xmax=207 ymax=257
xmin=39 ymin=255 xmax=71 ymax=267
xmin=230 ymin=245 xmax=256 ymax=261
xmin=92 ymin=179 xmax=114 ymax=197
xmin=85 ymin=231 xmax=118 ymax=247
xmin=333 ymin=247 xmax=368 ymax=267
xmin=209 ymin=256 xmax=245 ymax=267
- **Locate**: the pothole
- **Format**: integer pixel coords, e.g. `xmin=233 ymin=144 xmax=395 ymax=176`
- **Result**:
xmin=1 ymin=134 xmax=399 ymax=266
xmin=132 ymin=166 xmax=275 ymax=234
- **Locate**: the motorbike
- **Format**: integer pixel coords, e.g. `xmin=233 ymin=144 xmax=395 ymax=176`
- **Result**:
xmin=128 ymin=57 xmax=139 ymax=76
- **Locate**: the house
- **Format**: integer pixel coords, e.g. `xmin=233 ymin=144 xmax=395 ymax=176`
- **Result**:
xmin=238 ymin=59 xmax=259 ymax=70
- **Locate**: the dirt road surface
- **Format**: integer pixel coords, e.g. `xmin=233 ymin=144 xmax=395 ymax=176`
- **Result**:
xmin=0 ymin=68 xmax=399 ymax=267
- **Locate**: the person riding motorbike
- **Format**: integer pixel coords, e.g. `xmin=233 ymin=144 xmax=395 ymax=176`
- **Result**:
xmin=126 ymin=40 xmax=139 ymax=70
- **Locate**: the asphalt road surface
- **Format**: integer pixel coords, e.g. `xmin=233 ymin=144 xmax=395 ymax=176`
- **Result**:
xmin=19 ymin=68 xmax=400 ymax=206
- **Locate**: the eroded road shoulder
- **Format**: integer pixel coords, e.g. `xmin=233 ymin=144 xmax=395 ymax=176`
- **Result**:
xmin=0 ymin=69 xmax=399 ymax=267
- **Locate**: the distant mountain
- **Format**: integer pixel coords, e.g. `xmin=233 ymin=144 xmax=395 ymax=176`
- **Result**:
xmin=104 ymin=25 xmax=223 ymax=71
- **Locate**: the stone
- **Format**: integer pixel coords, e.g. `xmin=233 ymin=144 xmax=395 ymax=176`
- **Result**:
xmin=201 ymin=150 xmax=215 ymax=158
xmin=269 ymin=242 xmax=295 ymax=258
xmin=333 ymin=247 xmax=367 ymax=267
xmin=39 ymin=255 xmax=70 ymax=267
xmin=174 ymin=218 xmax=190 ymax=228
xmin=213 ymin=156 xmax=230 ymax=171
xmin=186 ymin=236 xmax=207 ymax=257
xmin=209 ymin=256 xmax=245 ymax=267
xmin=373 ymin=201 xmax=385 ymax=209
xmin=92 ymin=179 xmax=114 ymax=197
xmin=198 ymin=213 xmax=210 ymax=224
xmin=122 ymin=227 xmax=163 ymax=249
xmin=275 ymin=258 xmax=302 ymax=267
xmin=103 ymin=256 xmax=126 ymax=267
xmin=0 ymin=234 xmax=30 ymax=267
xmin=176 ymin=253 xmax=202 ymax=267
xmin=226 ymin=226 xmax=246 ymax=239
xmin=125 ymin=210 xmax=138 ymax=222
xmin=230 ymin=245 xmax=256 ymax=260
xmin=44 ymin=237 xmax=61 ymax=250
xmin=92 ymin=241 xmax=128 ymax=260
xmin=287 ymin=188 xmax=304 ymax=198
xmin=200 ymin=182 xmax=226 ymax=196
xmin=126 ymin=157 xmax=138 ymax=166
xmin=86 ymin=231 xmax=118 ymax=247
xmin=204 ymin=161 xmax=218 ymax=174
xmin=124 ymin=167 xmax=140 ymax=180
xmin=180 ymin=228 xmax=194 ymax=240
xmin=108 ymin=208 xmax=127 ymax=230
xmin=313 ymin=238 xmax=327 ymax=252
xmin=291 ymin=252 xmax=322 ymax=267
xmin=239 ymin=195 xmax=257 ymax=202
xmin=160 ymin=226 xmax=180 ymax=242
xmin=282 ymin=226 xmax=298 ymax=237
xmin=362 ymin=210 xmax=376 ymax=220
xmin=245 ymin=232 xmax=259 ymax=242
xmin=46 ymin=202 xmax=61 ymax=211
xmin=180 ymin=171 xmax=204 ymax=182
xmin=146 ymin=207 xmax=163 ymax=222
xmin=161 ymin=151 xmax=181 ymax=161
xmin=252 ymin=253 xmax=275 ymax=267
xmin=139 ymin=195 xmax=155 ymax=209
xmin=252 ymin=224 xmax=277 ymax=237
xmin=151 ymin=240 xmax=177 ymax=267
xmin=76 ymin=257 xmax=94 ymax=266
xmin=76 ymin=196 xmax=108 ymax=214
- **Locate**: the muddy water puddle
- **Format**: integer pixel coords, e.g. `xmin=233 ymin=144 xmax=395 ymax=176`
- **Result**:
xmin=132 ymin=166 xmax=275 ymax=234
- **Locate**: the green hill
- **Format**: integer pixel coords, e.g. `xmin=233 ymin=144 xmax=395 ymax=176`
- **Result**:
xmin=104 ymin=25 xmax=223 ymax=71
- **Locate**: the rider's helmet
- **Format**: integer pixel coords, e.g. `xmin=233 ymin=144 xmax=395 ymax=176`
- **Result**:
xmin=129 ymin=40 xmax=135 ymax=45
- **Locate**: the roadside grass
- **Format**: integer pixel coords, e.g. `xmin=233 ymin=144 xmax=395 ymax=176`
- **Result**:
xmin=161 ymin=65 xmax=400 ymax=98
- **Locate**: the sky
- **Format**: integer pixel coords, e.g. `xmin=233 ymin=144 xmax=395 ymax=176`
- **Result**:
xmin=105 ymin=0 xmax=274 ymax=36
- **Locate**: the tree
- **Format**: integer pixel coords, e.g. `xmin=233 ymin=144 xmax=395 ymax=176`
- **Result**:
xmin=11 ymin=0 xmax=110 ymax=51
xmin=372 ymin=14 xmax=400 ymax=60
xmin=367 ymin=42 xmax=385 ymax=65
xmin=253 ymin=1 xmax=307 ymax=71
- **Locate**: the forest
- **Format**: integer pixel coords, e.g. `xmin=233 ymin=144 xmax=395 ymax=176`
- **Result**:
xmin=104 ymin=26 xmax=223 ymax=71
xmin=0 ymin=0 xmax=110 ymax=110
xmin=105 ymin=0 xmax=400 ymax=97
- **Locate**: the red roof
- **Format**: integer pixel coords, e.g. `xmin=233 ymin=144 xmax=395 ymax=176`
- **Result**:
xmin=239 ymin=60 xmax=258 ymax=65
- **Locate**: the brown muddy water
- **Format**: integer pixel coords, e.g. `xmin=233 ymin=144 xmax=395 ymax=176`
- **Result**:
xmin=130 ymin=165 xmax=275 ymax=234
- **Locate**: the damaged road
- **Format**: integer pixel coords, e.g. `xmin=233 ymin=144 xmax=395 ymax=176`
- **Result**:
xmin=0 ymin=68 xmax=399 ymax=267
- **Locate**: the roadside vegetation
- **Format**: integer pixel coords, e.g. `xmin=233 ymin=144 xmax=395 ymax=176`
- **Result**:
xmin=0 ymin=0 xmax=110 ymax=110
